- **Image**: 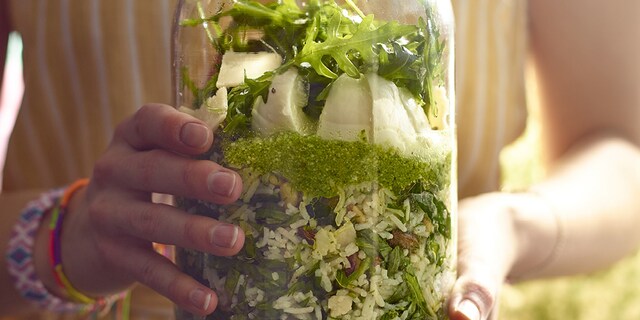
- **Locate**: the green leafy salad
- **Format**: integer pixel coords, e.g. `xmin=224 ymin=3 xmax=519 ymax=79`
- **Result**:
xmin=175 ymin=0 xmax=455 ymax=319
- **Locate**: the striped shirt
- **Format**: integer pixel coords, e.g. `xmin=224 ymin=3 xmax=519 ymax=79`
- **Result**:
xmin=4 ymin=0 xmax=527 ymax=200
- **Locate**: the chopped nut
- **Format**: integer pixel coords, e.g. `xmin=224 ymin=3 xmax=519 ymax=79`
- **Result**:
xmin=297 ymin=226 xmax=316 ymax=244
xmin=268 ymin=174 xmax=280 ymax=186
xmin=350 ymin=205 xmax=367 ymax=223
xmin=388 ymin=229 xmax=419 ymax=250
xmin=423 ymin=217 xmax=435 ymax=233
xmin=345 ymin=254 xmax=360 ymax=276
xmin=280 ymin=183 xmax=300 ymax=206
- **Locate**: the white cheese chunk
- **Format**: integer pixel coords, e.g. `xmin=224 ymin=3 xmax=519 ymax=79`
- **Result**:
xmin=317 ymin=74 xmax=373 ymax=142
xmin=328 ymin=295 xmax=353 ymax=318
xmin=178 ymin=87 xmax=228 ymax=133
xmin=251 ymin=68 xmax=313 ymax=136
xmin=216 ymin=51 xmax=282 ymax=88
xmin=366 ymin=73 xmax=418 ymax=153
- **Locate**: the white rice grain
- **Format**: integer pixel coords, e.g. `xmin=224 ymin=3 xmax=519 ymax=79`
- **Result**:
xmin=389 ymin=214 xmax=408 ymax=232
xmin=226 ymin=204 xmax=250 ymax=221
xmin=290 ymin=219 xmax=307 ymax=229
xmin=256 ymin=227 xmax=270 ymax=248
xmin=299 ymin=202 xmax=311 ymax=220
xmin=284 ymin=307 xmax=314 ymax=314
xmin=343 ymin=242 xmax=359 ymax=256
xmin=379 ymin=231 xmax=393 ymax=240
xmin=355 ymin=221 xmax=373 ymax=231
xmin=374 ymin=221 xmax=389 ymax=231
xmin=277 ymin=227 xmax=300 ymax=244
xmin=243 ymin=179 xmax=261 ymax=203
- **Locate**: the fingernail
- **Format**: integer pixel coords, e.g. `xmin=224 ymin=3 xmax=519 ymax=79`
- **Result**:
xmin=208 ymin=171 xmax=237 ymax=197
xmin=180 ymin=122 xmax=209 ymax=148
xmin=189 ymin=288 xmax=212 ymax=311
xmin=457 ymin=299 xmax=480 ymax=320
xmin=210 ymin=224 xmax=239 ymax=248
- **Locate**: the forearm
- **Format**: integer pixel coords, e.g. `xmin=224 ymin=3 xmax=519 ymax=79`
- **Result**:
xmin=513 ymin=0 xmax=640 ymax=280
xmin=510 ymin=134 xmax=640 ymax=280
xmin=0 ymin=190 xmax=48 ymax=315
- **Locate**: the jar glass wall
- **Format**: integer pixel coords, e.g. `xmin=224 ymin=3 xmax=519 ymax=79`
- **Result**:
xmin=173 ymin=0 xmax=456 ymax=319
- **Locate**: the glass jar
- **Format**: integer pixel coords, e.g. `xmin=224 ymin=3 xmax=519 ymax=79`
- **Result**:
xmin=173 ymin=0 xmax=456 ymax=319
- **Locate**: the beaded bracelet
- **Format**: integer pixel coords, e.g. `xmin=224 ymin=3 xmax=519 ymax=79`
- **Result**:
xmin=6 ymin=180 xmax=126 ymax=314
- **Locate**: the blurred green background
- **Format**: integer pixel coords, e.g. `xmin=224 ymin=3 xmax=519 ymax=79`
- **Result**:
xmin=497 ymin=85 xmax=640 ymax=319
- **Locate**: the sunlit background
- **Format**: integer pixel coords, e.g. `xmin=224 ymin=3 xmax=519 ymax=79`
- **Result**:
xmin=0 ymin=32 xmax=22 ymax=191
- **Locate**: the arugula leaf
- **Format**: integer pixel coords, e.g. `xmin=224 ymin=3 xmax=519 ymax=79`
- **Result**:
xmin=223 ymin=72 xmax=274 ymax=135
xmin=296 ymin=13 xmax=418 ymax=79
xmin=380 ymin=309 xmax=400 ymax=320
xmin=254 ymin=204 xmax=296 ymax=227
xmin=403 ymin=270 xmax=432 ymax=317
xmin=242 ymin=234 xmax=257 ymax=260
xmin=355 ymin=229 xmax=378 ymax=258
xmin=386 ymin=246 xmax=405 ymax=276
xmin=411 ymin=191 xmax=451 ymax=239
xmin=335 ymin=257 xmax=371 ymax=288
xmin=212 ymin=0 xmax=309 ymax=59
xmin=183 ymin=0 xmax=448 ymax=135
xmin=224 ymin=269 xmax=241 ymax=297
xmin=377 ymin=42 xmax=420 ymax=79
xmin=305 ymin=197 xmax=337 ymax=226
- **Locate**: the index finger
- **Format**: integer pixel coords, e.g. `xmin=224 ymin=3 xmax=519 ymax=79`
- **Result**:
xmin=114 ymin=103 xmax=213 ymax=155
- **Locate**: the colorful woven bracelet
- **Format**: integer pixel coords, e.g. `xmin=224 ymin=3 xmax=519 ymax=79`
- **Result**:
xmin=6 ymin=180 xmax=126 ymax=314
xmin=48 ymin=178 xmax=101 ymax=305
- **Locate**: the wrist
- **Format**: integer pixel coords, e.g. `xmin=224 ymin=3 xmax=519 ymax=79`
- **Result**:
xmin=7 ymin=181 xmax=127 ymax=313
xmin=61 ymin=185 xmax=134 ymax=297
xmin=34 ymin=207 xmax=66 ymax=299
xmin=59 ymin=186 xmax=92 ymax=294
xmin=506 ymin=191 xmax=561 ymax=281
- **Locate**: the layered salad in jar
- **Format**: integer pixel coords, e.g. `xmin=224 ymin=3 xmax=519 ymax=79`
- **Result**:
xmin=176 ymin=0 xmax=455 ymax=319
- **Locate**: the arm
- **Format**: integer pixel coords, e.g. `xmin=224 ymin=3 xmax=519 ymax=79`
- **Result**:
xmin=0 ymin=105 xmax=245 ymax=316
xmin=522 ymin=0 xmax=640 ymax=280
xmin=449 ymin=0 xmax=640 ymax=319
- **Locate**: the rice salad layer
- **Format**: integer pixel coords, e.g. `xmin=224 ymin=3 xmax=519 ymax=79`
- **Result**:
xmin=176 ymin=142 xmax=455 ymax=319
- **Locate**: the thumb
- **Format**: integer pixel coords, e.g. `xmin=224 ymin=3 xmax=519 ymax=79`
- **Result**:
xmin=448 ymin=271 xmax=501 ymax=320
xmin=449 ymin=193 xmax=523 ymax=320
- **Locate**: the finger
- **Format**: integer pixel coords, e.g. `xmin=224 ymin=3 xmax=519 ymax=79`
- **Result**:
xmin=113 ymin=103 xmax=213 ymax=154
xmin=96 ymin=200 xmax=245 ymax=256
xmin=449 ymin=197 xmax=513 ymax=320
xmin=115 ymin=243 xmax=219 ymax=316
xmin=448 ymin=272 xmax=500 ymax=320
xmin=96 ymin=148 xmax=242 ymax=204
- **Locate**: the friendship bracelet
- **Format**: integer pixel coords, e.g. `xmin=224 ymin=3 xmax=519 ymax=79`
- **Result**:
xmin=6 ymin=180 xmax=127 ymax=314
xmin=48 ymin=178 xmax=96 ymax=304
xmin=6 ymin=187 xmax=87 ymax=312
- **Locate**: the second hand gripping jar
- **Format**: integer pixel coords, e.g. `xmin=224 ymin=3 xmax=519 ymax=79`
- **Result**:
xmin=173 ymin=0 xmax=456 ymax=319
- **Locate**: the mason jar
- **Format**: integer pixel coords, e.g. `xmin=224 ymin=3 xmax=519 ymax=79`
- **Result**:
xmin=173 ymin=0 xmax=456 ymax=319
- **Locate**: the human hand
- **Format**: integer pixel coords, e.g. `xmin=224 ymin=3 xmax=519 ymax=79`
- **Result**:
xmin=58 ymin=104 xmax=244 ymax=316
xmin=448 ymin=192 xmax=557 ymax=320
